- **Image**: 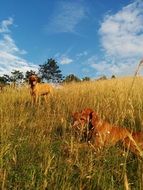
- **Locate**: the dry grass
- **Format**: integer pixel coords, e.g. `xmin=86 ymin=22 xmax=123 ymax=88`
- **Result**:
xmin=1 ymin=77 xmax=143 ymax=189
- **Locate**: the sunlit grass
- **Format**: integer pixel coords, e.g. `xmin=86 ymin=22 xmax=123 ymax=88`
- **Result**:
xmin=0 ymin=77 xmax=143 ymax=189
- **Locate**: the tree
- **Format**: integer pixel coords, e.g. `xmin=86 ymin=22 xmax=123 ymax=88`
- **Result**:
xmin=0 ymin=74 xmax=11 ymax=84
xmin=11 ymin=70 xmax=24 ymax=86
xmin=11 ymin=70 xmax=24 ymax=81
xmin=82 ymin=76 xmax=90 ymax=81
xmin=111 ymin=75 xmax=116 ymax=79
xmin=63 ymin=74 xmax=81 ymax=83
xmin=39 ymin=58 xmax=64 ymax=83
xmin=0 ymin=76 xmax=5 ymax=84
xmin=97 ymin=75 xmax=107 ymax=81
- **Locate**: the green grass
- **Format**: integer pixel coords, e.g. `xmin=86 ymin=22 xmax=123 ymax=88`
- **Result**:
xmin=1 ymin=77 xmax=143 ymax=189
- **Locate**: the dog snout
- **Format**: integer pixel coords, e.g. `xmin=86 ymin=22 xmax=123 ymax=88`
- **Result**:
xmin=72 ymin=120 xmax=80 ymax=129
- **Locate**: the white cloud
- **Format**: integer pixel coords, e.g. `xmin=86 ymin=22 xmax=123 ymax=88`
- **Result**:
xmin=91 ymin=59 xmax=137 ymax=76
xmin=99 ymin=1 xmax=143 ymax=58
xmin=0 ymin=17 xmax=13 ymax=33
xmin=54 ymin=51 xmax=73 ymax=65
xmin=59 ymin=55 xmax=73 ymax=65
xmin=0 ymin=34 xmax=27 ymax=55
xmin=84 ymin=56 xmax=111 ymax=76
xmin=0 ymin=18 xmax=38 ymax=75
xmin=47 ymin=1 xmax=87 ymax=33
xmin=0 ymin=50 xmax=37 ymax=75
xmin=98 ymin=0 xmax=143 ymax=76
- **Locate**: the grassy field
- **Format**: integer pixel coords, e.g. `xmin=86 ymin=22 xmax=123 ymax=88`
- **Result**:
xmin=1 ymin=77 xmax=143 ymax=190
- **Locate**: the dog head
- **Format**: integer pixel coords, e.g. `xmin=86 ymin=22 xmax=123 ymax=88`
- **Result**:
xmin=72 ymin=108 xmax=99 ymax=128
xmin=29 ymin=75 xmax=38 ymax=86
xmin=72 ymin=108 xmax=100 ymax=141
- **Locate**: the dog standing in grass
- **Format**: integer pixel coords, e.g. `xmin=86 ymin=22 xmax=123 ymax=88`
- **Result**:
xmin=29 ymin=74 xmax=53 ymax=105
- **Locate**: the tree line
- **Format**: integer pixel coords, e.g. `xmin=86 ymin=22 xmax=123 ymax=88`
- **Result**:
xmin=0 ymin=58 xmax=116 ymax=85
xmin=0 ymin=58 xmax=92 ymax=85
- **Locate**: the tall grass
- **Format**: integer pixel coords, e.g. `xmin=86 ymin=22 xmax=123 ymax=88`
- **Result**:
xmin=1 ymin=77 xmax=143 ymax=189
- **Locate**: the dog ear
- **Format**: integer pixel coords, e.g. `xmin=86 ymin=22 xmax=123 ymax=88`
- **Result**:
xmin=28 ymin=75 xmax=33 ymax=84
xmin=88 ymin=112 xmax=94 ymax=130
xmin=87 ymin=111 xmax=100 ymax=142
xmin=89 ymin=111 xmax=100 ymax=129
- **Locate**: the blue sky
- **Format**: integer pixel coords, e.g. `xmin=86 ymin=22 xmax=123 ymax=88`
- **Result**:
xmin=0 ymin=0 xmax=143 ymax=78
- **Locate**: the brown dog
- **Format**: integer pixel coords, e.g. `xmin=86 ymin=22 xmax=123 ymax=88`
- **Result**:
xmin=72 ymin=108 xmax=143 ymax=156
xmin=29 ymin=74 xmax=53 ymax=104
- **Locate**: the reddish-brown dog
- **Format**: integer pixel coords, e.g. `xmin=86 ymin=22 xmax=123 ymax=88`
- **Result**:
xmin=29 ymin=74 xmax=53 ymax=104
xmin=72 ymin=108 xmax=143 ymax=156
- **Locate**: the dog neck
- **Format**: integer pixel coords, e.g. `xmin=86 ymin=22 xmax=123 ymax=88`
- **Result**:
xmin=30 ymin=82 xmax=37 ymax=90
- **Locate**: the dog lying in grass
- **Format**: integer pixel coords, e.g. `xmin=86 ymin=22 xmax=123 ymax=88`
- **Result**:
xmin=29 ymin=74 xmax=53 ymax=105
xmin=72 ymin=108 xmax=143 ymax=156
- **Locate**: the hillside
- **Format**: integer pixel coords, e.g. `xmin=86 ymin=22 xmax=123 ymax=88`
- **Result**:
xmin=1 ymin=77 xmax=143 ymax=189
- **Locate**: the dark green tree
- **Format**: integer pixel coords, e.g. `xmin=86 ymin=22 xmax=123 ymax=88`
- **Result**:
xmin=97 ymin=75 xmax=107 ymax=81
xmin=111 ymin=75 xmax=116 ymax=79
xmin=63 ymin=74 xmax=81 ymax=83
xmin=11 ymin=70 xmax=24 ymax=86
xmin=0 ymin=76 xmax=5 ymax=84
xmin=39 ymin=58 xmax=64 ymax=83
xmin=82 ymin=76 xmax=90 ymax=81
xmin=0 ymin=74 xmax=11 ymax=84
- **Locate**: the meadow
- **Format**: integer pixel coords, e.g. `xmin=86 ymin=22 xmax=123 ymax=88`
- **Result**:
xmin=0 ymin=77 xmax=143 ymax=190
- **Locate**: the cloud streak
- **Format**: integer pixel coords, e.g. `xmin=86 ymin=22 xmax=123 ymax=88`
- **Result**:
xmin=0 ymin=18 xmax=38 ymax=75
xmin=47 ymin=1 xmax=87 ymax=34
xmin=0 ymin=17 xmax=13 ymax=33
